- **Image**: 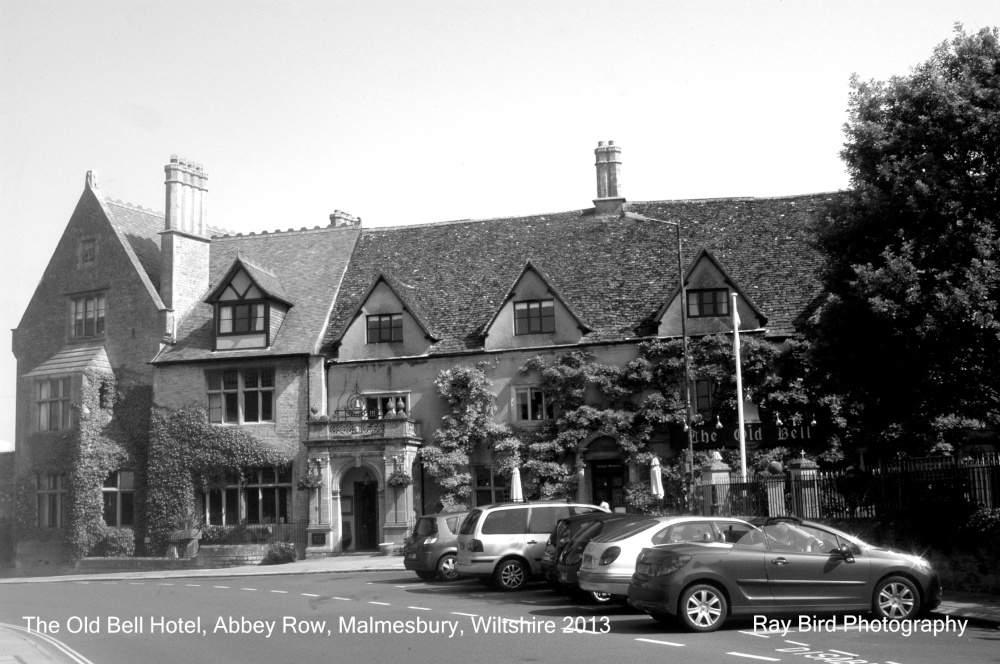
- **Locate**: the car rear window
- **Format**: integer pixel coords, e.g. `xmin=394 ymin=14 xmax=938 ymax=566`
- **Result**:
xmin=445 ymin=515 xmax=464 ymax=534
xmin=592 ymin=518 xmax=657 ymax=543
xmin=482 ymin=508 xmax=528 ymax=535
xmin=412 ymin=518 xmax=436 ymax=538
xmin=460 ymin=509 xmax=483 ymax=535
xmin=528 ymin=506 xmax=570 ymax=533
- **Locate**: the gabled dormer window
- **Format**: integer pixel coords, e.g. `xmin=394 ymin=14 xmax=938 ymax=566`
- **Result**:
xmin=216 ymin=269 xmax=269 ymax=336
xmin=366 ymin=314 xmax=402 ymax=343
xmin=687 ymin=289 xmax=729 ymax=318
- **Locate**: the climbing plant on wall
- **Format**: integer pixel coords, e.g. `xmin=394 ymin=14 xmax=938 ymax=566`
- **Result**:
xmin=145 ymin=406 xmax=295 ymax=553
xmin=421 ymin=363 xmax=523 ymax=511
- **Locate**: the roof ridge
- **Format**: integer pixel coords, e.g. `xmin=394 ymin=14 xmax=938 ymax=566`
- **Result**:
xmin=105 ymin=198 xmax=163 ymax=217
xmin=632 ymin=191 xmax=841 ymax=204
xmin=211 ymin=225 xmax=360 ymax=240
xmin=363 ymin=209 xmax=590 ymax=232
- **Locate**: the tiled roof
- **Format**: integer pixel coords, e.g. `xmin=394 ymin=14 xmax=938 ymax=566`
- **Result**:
xmin=155 ymin=226 xmax=361 ymax=362
xmin=323 ymin=193 xmax=839 ymax=355
xmin=23 ymin=343 xmax=112 ymax=377
xmin=102 ymin=199 xmax=164 ymax=290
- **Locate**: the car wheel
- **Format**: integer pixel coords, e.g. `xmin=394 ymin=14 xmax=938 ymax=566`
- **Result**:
xmin=589 ymin=590 xmax=614 ymax=604
xmin=678 ymin=584 xmax=728 ymax=632
xmin=873 ymin=576 xmax=921 ymax=620
xmin=493 ymin=558 xmax=529 ymax=591
xmin=436 ymin=554 xmax=460 ymax=582
xmin=415 ymin=571 xmax=437 ymax=581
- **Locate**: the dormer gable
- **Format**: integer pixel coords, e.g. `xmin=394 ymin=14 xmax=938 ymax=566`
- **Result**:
xmin=204 ymin=252 xmax=292 ymax=350
xmin=653 ymin=248 xmax=767 ymax=338
xmin=333 ymin=273 xmax=437 ymax=361
xmin=484 ymin=261 xmax=591 ymax=351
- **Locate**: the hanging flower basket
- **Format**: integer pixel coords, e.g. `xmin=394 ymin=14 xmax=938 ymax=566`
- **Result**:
xmin=387 ymin=469 xmax=413 ymax=489
xmin=296 ymin=472 xmax=325 ymax=491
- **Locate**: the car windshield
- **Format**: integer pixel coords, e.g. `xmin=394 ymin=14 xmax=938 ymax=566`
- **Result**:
xmin=592 ymin=518 xmax=658 ymax=543
xmin=412 ymin=518 xmax=436 ymax=538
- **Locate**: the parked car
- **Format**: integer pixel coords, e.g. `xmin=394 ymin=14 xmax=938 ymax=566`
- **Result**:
xmin=403 ymin=511 xmax=469 ymax=581
xmin=578 ymin=516 xmax=749 ymax=601
xmin=541 ymin=512 xmax=628 ymax=589
xmin=456 ymin=501 xmax=609 ymax=591
xmin=627 ymin=516 xmax=942 ymax=632
xmin=555 ymin=514 xmax=644 ymax=602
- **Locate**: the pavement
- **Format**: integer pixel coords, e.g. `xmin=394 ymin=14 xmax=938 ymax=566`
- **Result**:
xmin=1 ymin=553 xmax=998 ymax=662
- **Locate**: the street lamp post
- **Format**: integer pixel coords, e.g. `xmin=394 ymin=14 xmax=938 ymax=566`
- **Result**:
xmin=624 ymin=212 xmax=695 ymax=509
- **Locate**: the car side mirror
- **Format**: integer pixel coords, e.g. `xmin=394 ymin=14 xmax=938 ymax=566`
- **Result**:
xmin=837 ymin=543 xmax=855 ymax=562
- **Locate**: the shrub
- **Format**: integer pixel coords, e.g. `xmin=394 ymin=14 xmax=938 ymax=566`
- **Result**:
xmin=92 ymin=527 xmax=136 ymax=558
xmin=962 ymin=507 xmax=1000 ymax=550
xmin=260 ymin=542 xmax=297 ymax=565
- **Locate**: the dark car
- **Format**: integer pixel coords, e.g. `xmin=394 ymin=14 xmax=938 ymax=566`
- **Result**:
xmin=555 ymin=514 xmax=644 ymax=603
xmin=541 ymin=512 xmax=628 ymax=588
xmin=403 ymin=511 xmax=468 ymax=581
xmin=627 ymin=516 xmax=942 ymax=632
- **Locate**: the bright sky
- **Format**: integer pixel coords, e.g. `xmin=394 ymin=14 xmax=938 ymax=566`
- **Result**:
xmin=2 ymin=1 xmax=998 ymax=451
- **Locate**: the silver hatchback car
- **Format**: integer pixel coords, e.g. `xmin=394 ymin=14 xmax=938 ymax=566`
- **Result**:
xmin=456 ymin=501 xmax=608 ymax=591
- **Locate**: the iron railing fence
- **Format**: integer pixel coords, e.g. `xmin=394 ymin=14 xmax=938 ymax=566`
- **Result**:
xmin=700 ymin=454 xmax=1000 ymax=519
xmin=201 ymin=520 xmax=308 ymax=546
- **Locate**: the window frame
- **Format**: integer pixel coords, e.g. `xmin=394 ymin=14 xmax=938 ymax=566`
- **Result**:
xmin=366 ymin=313 xmax=403 ymax=344
xmin=37 ymin=376 xmax=72 ymax=431
xmin=473 ymin=466 xmax=509 ymax=506
xmin=202 ymin=464 xmax=292 ymax=525
xmin=693 ymin=379 xmax=717 ymax=415
xmin=71 ymin=294 xmax=106 ymax=338
xmin=206 ymin=368 xmax=275 ymax=425
xmin=514 ymin=386 xmax=555 ymax=422
xmin=216 ymin=300 xmax=269 ymax=336
xmin=363 ymin=392 xmax=409 ymax=419
xmin=686 ymin=288 xmax=729 ymax=318
xmin=513 ymin=299 xmax=555 ymax=335
xmin=36 ymin=473 xmax=66 ymax=528
xmin=102 ymin=470 xmax=135 ymax=527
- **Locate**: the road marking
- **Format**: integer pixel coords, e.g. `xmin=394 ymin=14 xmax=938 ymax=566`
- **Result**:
xmin=270 ymin=590 xmax=288 ymax=594
xmin=129 ymin=582 xmax=144 ymax=585
xmin=332 ymin=597 xmax=351 ymax=601
xmin=727 ymin=654 xmax=780 ymax=661
xmin=451 ymin=612 xmax=479 ymax=617
xmin=213 ymin=585 xmax=229 ymax=589
xmin=186 ymin=584 xmax=201 ymax=587
xmin=75 ymin=581 xmax=90 ymax=584
xmin=241 ymin=588 xmax=258 ymax=591
xmin=784 ymin=640 xmax=809 ymax=646
xmin=302 ymin=593 xmax=320 ymax=597
xmin=408 ymin=606 xmax=432 ymax=611
xmin=636 ymin=637 xmax=685 ymax=647
xmin=369 ymin=601 xmax=390 ymax=606
xmin=828 ymin=650 xmax=858 ymax=657
xmin=0 ymin=622 xmax=96 ymax=664
xmin=740 ymin=631 xmax=769 ymax=638
xmin=158 ymin=583 xmax=174 ymax=586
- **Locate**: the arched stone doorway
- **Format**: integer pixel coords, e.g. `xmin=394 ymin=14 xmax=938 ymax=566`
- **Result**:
xmin=584 ymin=436 xmax=628 ymax=511
xmin=339 ymin=465 xmax=380 ymax=551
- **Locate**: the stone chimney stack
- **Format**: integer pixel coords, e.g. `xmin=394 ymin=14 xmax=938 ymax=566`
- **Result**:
xmin=164 ymin=155 xmax=208 ymax=235
xmin=329 ymin=210 xmax=361 ymax=227
xmin=159 ymin=155 xmax=211 ymax=343
xmin=593 ymin=140 xmax=625 ymax=216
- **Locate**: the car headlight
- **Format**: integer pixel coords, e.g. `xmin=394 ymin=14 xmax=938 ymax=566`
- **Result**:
xmin=654 ymin=555 xmax=691 ymax=577
xmin=903 ymin=554 xmax=931 ymax=569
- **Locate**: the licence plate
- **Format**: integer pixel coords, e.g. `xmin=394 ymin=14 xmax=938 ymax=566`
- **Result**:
xmin=582 ymin=554 xmax=594 ymax=569
xmin=406 ymin=553 xmax=417 ymax=560
xmin=636 ymin=562 xmax=650 ymax=574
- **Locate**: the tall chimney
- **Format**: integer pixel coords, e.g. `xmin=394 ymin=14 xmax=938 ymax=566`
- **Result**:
xmin=593 ymin=140 xmax=625 ymax=216
xmin=160 ymin=155 xmax=211 ymax=342
xmin=329 ymin=209 xmax=361 ymax=227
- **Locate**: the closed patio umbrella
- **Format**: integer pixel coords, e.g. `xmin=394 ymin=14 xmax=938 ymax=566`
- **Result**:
xmin=510 ymin=467 xmax=524 ymax=502
xmin=650 ymin=458 xmax=665 ymax=499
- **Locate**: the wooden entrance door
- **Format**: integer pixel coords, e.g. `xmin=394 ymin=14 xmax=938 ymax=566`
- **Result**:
xmin=354 ymin=481 xmax=379 ymax=550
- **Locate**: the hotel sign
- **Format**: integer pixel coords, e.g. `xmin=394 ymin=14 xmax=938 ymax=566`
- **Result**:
xmin=688 ymin=421 xmax=817 ymax=449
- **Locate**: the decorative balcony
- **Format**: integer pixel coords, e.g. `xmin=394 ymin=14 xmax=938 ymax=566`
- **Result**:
xmin=307 ymin=416 xmax=420 ymax=442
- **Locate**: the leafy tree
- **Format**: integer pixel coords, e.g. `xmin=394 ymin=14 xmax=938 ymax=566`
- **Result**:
xmin=811 ymin=26 xmax=1000 ymax=455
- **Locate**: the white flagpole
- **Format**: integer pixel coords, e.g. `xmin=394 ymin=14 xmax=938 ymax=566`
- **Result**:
xmin=732 ymin=293 xmax=747 ymax=479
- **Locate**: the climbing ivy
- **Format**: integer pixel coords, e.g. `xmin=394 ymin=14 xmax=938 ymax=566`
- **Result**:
xmin=421 ymin=363 xmax=522 ymax=511
xmin=145 ymin=406 xmax=294 ymax=553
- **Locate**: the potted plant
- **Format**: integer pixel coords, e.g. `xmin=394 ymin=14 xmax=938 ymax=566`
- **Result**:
xmin=387 ymin=469 xmax=413 ymax=489
xmin=166 ymin=509 xmax=203 ymax=558
xmin=296 ymin=471 xmax=325 ymax=491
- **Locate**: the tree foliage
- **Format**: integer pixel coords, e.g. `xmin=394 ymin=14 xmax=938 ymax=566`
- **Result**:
xmin=812 ymin=26 xmax=1000 ymax=454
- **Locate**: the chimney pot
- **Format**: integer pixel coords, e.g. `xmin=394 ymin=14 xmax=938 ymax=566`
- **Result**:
xmin=593 ymin=141 xmax=624 ymax=215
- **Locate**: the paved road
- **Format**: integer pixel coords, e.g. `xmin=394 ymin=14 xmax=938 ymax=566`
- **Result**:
xmin=1 ymin=572 xmax=995 ymax=663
